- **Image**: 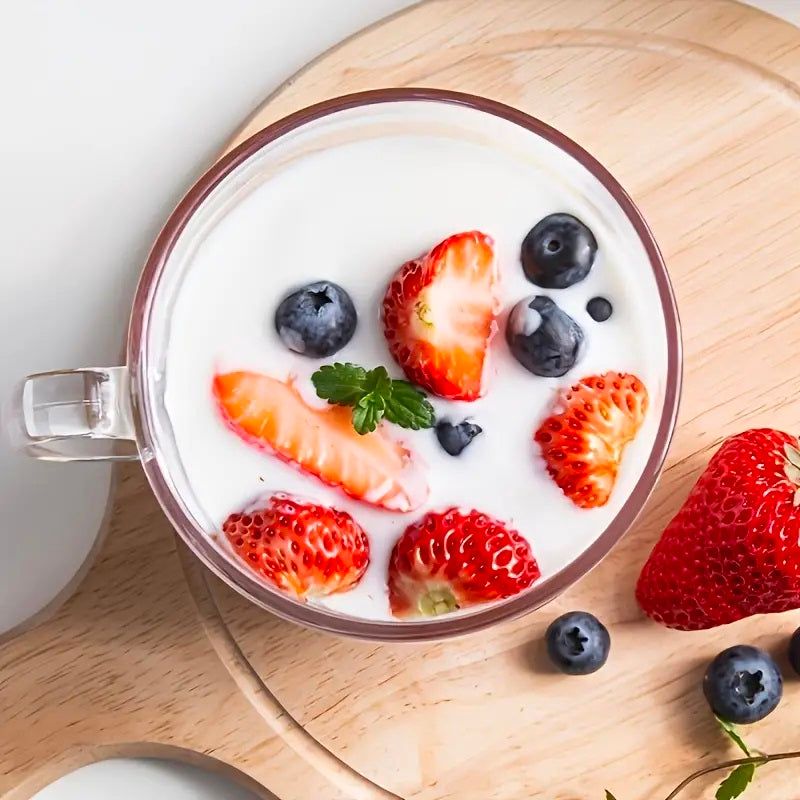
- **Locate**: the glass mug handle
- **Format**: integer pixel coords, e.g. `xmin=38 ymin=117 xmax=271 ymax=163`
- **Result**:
xmin=8 ymin=366 xmax=139 ymax=461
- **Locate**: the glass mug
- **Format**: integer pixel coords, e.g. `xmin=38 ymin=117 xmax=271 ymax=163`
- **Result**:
xmin=9 ymin=89 xmax=682 ymax=641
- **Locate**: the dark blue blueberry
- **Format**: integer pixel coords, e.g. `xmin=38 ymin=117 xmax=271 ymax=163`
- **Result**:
xmin=586 ymin=296 xmax=613 ymax=322
xmin=506 ymin=295 xmax=584 ymax=378
xmin=545 ymin=611 xmax=610 ymax=675
xmin=274 ymin=281 xmax=357 ymax=358
xmin=435 ymin=420 xmax=482 ymax=456
xmin=521 ymin=213 xmax=597 ymax=289
xmin=703 ymin=645 xmax=782 ymax=724
xmin=789 ymin=628 xmax=800 ymax=676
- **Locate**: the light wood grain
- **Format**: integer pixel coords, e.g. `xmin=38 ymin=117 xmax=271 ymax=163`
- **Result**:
xmin=2 ymin=1 xmax=800 ymax=799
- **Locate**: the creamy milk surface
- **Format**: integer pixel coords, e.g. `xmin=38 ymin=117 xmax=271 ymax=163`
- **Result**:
xmin=162 ymin=128 xmax=668 ymax=622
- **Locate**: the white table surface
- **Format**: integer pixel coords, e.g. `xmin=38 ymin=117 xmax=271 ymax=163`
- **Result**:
xmin=30 ymin=758 xmax=264 ymax=800
xmin=1 ymin=0 xmax=798 ymax=793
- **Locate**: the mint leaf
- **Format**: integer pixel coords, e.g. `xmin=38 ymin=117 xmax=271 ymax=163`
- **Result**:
xmin=605 ymin=792 xmax=619 ymax=800
xmin=352 ymin=394 xmax=385 ymax=435
xmin=717 ymin=718 xmax=751 ymax=757
xmin=312 ymin=363 xmax=369 ymax=406
xmin=384 ymin=380 xmax=435 ymax=430
xmin=364 ymin=365 xmax=392 ymax=396
xmin=312 ymin=362 xmax=435 ymax=434
xmin=716 ymin=763 xmax=756 ymax=800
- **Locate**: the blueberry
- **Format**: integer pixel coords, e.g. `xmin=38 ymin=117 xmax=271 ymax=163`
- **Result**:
xmin=521 ymin=213 xmax=597 ymax=289
xmin=586 ymin=296 xmax=613 ymax=322
xmin=545 ymin=611 xmax=610 ymax=675
xmin=436 ymin=420 xmax=482 ymax=456
xmin=506 ymin=296 xmax=584 ymax=378
xmin=703 ymin=645 xmax=782 ymax=724
xmin=789 ymin=628 xmax=800 ymax=676
xmin=274 ymin=281 xmax=357 ymax=358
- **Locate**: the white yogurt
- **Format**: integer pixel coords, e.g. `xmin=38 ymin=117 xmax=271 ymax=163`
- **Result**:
xmin=160 ymin=104 xmax=668 ymax=622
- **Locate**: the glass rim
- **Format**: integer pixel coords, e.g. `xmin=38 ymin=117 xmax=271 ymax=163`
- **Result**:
xmin=127 ymin=87 xmax=683 ymax=641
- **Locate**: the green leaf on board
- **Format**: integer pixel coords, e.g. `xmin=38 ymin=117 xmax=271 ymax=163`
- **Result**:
xmin=715 ymin=763 xmax=756 ymax=800
xmin=717 ymin=717 xmax=751 ymax=757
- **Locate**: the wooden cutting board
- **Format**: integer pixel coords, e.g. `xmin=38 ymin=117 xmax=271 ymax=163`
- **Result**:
xmin=3 ymin=2 xmax=800 ymax=799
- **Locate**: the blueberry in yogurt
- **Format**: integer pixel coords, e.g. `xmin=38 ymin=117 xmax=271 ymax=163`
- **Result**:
xmin=506 ymin=296 xmax=583 ymax=378
xmin=521 ymin=213 xmax=597 ymax=289
xmin=435 ymin=419 xmax=483 ymax=456
xmin=275 ymin=281 xmax=357 ymax=358
xmin=587 ymin=296 xmax=613 ymax=322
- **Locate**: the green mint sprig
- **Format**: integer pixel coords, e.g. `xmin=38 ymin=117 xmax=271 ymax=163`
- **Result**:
xmin=717 ymin=717 xmax=751 ymax=758
xmin=714 ymin=719 xmax=760 ymax=800
xmin=714 ymin=764 xmax=756 ymax=800
xmin=311 ymin=362 xmax=435 ymax=435
xmin=605 ymin=718 xmax=797 ymax=800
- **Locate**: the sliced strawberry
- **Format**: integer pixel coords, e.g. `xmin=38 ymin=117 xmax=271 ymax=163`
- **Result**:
xmin=387 ymin=508 xmax=540 ymax=619
xmin=214 ymin=371 xmax=427 ymax=512
xmin=223 ymin=495 xmax=369 ymax=599
xmin=534 ymin=372 xmax=648 ymax=509
xmin=382 ymin=231 xmax=499 ymax=401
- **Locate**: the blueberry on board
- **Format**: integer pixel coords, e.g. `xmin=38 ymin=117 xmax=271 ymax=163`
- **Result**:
xmin=545 ymin=611 xmax=610 ymax=675
xmin=586 ymin=296 xmax=613 ymax=322
xmin=506 ymin=295 xmax=584 ymax=378
xmin=521 ymin=213 xmax=597 ymax=289
xmin=789 ymin=628 xmax=800 ymax=676
xmin=435 ymin=420 xmax=482 ymax=456
xmin=274 ymin=281 xmax=357 ymax=358
xmin=703 ymin=645 xmax=782 ymax=724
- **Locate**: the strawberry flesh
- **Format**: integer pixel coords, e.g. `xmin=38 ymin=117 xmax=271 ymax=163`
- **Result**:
xmin=223 ymin=495 xmax=369 ymax=599
xmin=382 ymin=231 xmax=499 ymax=401
xmin=637 ymin=428 xmax=800 ymax=630
xmin=388 ymin=508 xmax=540 ymax=618
xmin=214 ymin=371 xmax=427 ymax=512
xmin=535 ymin=372 xmax=648 ymax=508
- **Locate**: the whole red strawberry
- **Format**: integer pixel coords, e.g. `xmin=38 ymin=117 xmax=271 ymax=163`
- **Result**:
xmin=388 ymin=508 xmax=540 ymax=618
xmin=222 ymin=495 xmax=370 ymax=600
xmin=637 ymin=428 xmax=800 ymax=630
xmin=382 ymin=231 xmax=499 ymax=401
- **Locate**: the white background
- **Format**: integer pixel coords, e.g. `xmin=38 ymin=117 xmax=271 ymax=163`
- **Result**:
xmin=2 ymin=0 xmax=799 ymax=795
xmin=0 ymin=0 xmax=411 ymax=638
